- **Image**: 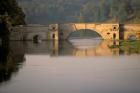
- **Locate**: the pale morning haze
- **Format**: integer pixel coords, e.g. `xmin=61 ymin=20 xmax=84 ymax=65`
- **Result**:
xmin=0 ymin=0 xmax=140 ymax=93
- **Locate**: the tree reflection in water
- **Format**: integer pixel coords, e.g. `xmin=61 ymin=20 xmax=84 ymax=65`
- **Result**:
xmin=0 ymin=40 xmax=140 ymax=84
xmin=0 ymin=44 xmax=25 ymax=83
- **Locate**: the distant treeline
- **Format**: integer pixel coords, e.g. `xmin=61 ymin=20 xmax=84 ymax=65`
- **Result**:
xmin=0 ymin=0 xmax=25 ymax=26
xmin=18 ymin=0 xmax=140 ymax=24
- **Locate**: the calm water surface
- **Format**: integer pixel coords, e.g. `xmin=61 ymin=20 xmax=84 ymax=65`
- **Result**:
xmin=0 ymin=39 xmax=140 ymax=93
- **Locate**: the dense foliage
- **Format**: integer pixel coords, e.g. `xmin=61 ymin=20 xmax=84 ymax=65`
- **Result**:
xmin=0 ymin=0 xmax=25 ymax=25
xmin=18 ymin=0 xmax=140 ymax=24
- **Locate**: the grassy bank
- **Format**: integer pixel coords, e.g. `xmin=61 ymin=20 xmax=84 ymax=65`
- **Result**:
xmin=119 ymin=40 xmax=140 ymax=54
xmin=120 ymin=40 xmax=140 ymax=48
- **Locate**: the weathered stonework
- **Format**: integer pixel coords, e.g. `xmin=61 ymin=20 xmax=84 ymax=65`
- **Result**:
xmin=123 ymin=24 xmax=140 ymax=40
xmin=59 ymin=23 xmax=119 ymax=40
xmin=10 ymin=25 xmax=50 ymax=40
xmin=10 ymin=23 xmax=140 ymax=41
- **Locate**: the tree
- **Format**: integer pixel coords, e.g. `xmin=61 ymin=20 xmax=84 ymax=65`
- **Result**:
xmin=0 ymin=0 xmax=25 ymax=25
xmin=17 ymin=0 xmax=140 ymax=24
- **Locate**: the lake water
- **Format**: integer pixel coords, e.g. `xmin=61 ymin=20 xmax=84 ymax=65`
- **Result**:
xmin=0 ymin=39 xmax=140 ymax=93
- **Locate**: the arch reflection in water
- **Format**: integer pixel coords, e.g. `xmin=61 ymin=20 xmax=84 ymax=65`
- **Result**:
xmin=69 ymin=39 xmax=120 ymax=57
xmin=8 ymin=40 xmax=140 ymax=57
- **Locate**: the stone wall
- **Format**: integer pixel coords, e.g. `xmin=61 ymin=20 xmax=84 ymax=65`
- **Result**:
xmin=10 ymin=25 xmax=50 ymax=40
xmin=10 ymin=23 xmax=140 ymax=41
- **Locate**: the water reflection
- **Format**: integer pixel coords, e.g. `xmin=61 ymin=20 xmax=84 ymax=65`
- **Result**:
xmin=70 ymin=39 xmax=119 ymax=56
xmin=0 ymin=44 xmax=25 ymax=83
xmin=9 ymin=40 xmax=140 ymax=57
xmin=0 ymin=40 xmax=140 ymax=93
xmin=0 ymin=39 xmax=139 ymax=83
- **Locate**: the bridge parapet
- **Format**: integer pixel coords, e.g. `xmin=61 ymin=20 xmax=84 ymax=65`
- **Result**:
xmin=10 ymin=23 xmax=140 ymax=41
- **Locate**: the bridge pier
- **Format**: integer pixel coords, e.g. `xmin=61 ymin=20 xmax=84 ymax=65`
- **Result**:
xmin=49 ymin=24 xmax=59 ymax=40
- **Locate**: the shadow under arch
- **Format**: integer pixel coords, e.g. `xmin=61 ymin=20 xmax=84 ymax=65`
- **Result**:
xmin=67 ymin=29 xmax=103 ymax=40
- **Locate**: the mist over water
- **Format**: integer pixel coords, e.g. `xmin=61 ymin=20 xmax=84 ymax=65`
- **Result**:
xmin=0 ymin=40 xmax=140 ymax=93
xmin=0 ymin=0 xmax=140 ymax=93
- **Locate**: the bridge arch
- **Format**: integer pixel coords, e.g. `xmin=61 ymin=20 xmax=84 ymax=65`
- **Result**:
xmin=127 ymin=34 xmax=137 ymax=40
xmin=58 ymin=23 xmax=120 ymax=40
xmin=23 ymin=34 xmax=43 ymax=41
xmin=33 ymin=35 xmax=42 ymax=42
xmin=67 ymin=29 xmax=103 ymax=40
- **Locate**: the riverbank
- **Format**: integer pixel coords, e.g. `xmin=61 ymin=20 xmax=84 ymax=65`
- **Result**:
xmin=120 ymin=40 xmax=140 ymax=48
xmin=119 ymin=40 xmax=140 ymax=54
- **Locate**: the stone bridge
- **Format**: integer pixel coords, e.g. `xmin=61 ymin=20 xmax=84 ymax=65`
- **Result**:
xmin=10 ymin=25 xmax=50 ymax=40
xmin=57 ymin=23 xmax=119 ymax=40
xmin=10 ymin=23 xmax=140 ymax=41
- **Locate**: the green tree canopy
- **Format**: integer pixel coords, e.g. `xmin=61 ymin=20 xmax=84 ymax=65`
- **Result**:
xmin=0 ymin=0 xmax=25 ymax=25
xmin=17 ymin=0 xmax=140 ymax=24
